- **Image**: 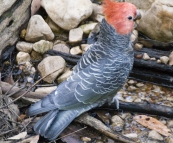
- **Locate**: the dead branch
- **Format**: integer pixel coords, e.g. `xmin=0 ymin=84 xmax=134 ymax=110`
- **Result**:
xmin=75 ymin=113 xmax=135 ymax=143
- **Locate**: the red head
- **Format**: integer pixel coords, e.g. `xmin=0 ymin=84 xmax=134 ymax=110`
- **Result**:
xmin=103 ymin=0 xmax=138 ymax=35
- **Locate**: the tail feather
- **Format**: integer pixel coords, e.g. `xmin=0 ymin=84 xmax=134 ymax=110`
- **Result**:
xmin=27 ymin=96 xmax=57 ymax=116
xmin=34 ymin=110 xmax=59 ymax=136
xmin=34 ymin=110 xmax=79 ymax=140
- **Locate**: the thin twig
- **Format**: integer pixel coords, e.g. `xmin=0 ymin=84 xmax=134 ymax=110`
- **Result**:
xmin=50 ymin=126 xmax=87 ymax=142
xmin=0 ymin=68 xmax=62 ymax=109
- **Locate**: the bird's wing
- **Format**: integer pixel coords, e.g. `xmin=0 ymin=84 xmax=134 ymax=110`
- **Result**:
xmin=50 ymin=54 xmax=129 ymax=110
xmin=73 ymin=43 xmax=106 ymax=74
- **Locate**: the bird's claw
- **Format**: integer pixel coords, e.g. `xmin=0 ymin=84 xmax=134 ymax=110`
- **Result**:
xmin=110 ymin=96 xmax=119 ymax=110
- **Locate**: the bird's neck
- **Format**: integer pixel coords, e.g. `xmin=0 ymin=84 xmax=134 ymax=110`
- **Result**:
xmin=98 ymin=19 xmax=131 ymax=52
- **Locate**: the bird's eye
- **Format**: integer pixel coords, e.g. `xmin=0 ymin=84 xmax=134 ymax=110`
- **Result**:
xmin=128 ymin=16 xmax=133 ymax=20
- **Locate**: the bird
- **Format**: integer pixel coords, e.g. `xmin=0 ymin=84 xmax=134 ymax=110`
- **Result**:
xmin=27 ymin=0 xmax=141 ymax=140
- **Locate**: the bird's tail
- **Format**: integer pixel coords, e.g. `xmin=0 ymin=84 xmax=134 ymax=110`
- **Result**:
xmin=34 ymin=109 xmax=79 ymax=140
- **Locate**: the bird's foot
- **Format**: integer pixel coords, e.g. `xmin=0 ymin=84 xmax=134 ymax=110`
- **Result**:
xmin=109 ymin=96 xmax=119 ymax=110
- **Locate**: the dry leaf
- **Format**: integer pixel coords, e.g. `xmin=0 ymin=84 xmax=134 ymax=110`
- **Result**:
xmin=8 ymin=132 xmax=27 ymax=140
xmin=31 ymin=0 xmax=41 ymax=16
xmin=134 ymin=115 xmax=171 ymax=136
xmin=17 ymin=114 xmax=27 ymax=122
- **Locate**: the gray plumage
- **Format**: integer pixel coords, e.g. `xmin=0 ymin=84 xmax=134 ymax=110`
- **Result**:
xmin=27 ymin=18 xmax=134 ymax=140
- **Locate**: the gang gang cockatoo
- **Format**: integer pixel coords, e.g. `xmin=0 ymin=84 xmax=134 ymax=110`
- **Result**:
xmin=27 ymin=0 xmax=141 ymax=140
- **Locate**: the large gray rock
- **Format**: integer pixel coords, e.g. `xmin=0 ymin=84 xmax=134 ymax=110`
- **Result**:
xmin=41 ymin=0 xmax=93 ymax=30
xmin=16 ymin=41 xmax=33 ymax=53
xmin=25 ymin=15 xmax=54 ymax=42
xmin=38 ymin=56 xmax=66 ymax=83
xmin=126 ymin=0 xmax=173 ymax=42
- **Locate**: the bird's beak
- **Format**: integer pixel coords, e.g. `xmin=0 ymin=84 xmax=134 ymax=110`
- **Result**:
xmin=134 ymin=10 xmax=141 ymax=21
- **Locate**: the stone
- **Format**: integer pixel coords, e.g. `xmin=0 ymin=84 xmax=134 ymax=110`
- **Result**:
xmin=38 ymin=56 xmax=66 ymax=83
xmin=148 ymin=130 xmax=163 ymax=141
xmin=131 ymin=0 xmax=173 ymax=42
xmin=160 ymin=56 xmax=169 ymax=64
xmin=45 ymin=17 xmax=64 ymax=34
xmin=130 ymin=30 xmax=138 ymax=43
xmin=0 ymin=0 xmax=16 ymax=16
xmin=124 ymin=133 xmax=137 ymax=139
xmin=169 ymin=51 xmax=173 ymax=66
xmin=91 ymin=3 xmax=103 ymax=22
xmin=70 ymin=46 xmax=83 ymax=55
xmin=111 ymin=115 xmax=124 ymax=132
xmin=33 ymin=40 xmax=53 ymax=54
xmin=167 ymin=120 xmax=173 ymax=128
xmin=16 ymin=41 xmax=33 ymax=53
xmin=35 ymin=86 xmax=57 ymax=95
xmin=136 ymin=83 xmax=144 ymax=88
xmin=81 ymin=137 xmax=91 ymax=143
xmin=134 ymin=43 xmax=143 ymax=50
xmin=81 ymin=44 xmax=90 ymax=53
xmin=41 ymin=0 xmax=93 ymax=30
xmin=69 ymin=28 xmax=83 ymax=44
xmin=25 ymin=15 xmax=54 ymax=42
xmin=57 ymin=69 xmax=73 ymax=83
xmin=157 ymin=59 xmax=161 ymax=64
xmin=128 ymin=80 xmax=136 ymax=85
xmin=16 ymin=52 xmax=31 ymax=64
xmin=30 ymin=50 xmax=43 ymax=61
xmin=80 ymin=22 xmax=98 ymax=34
xmin=127 ymin=86 xmax=137 ymax=91
xmin=19 ymin=62 xmax=35 ymax=75
xmin=53 ymin=43 xmax=70 ymax=54
xmin=150 ymin=57 xmax=156 ymax=61
xmin=143 ymin=53 xmax=150 ymax=60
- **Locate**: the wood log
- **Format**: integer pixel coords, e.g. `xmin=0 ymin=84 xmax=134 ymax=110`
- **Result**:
xmin=0 ymin=0 xmax=31 ymax=54
xmin=46 ymin=48 xmax=173 ymax=88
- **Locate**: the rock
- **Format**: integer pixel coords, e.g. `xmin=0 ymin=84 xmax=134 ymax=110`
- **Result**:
xmin=166 ymin=137 xmax=173 ymax=143
xmin=70 ymin=46 xmax=83 ymax=55
xmin=130 ymin=30 xmax=138 ymax=43
xmin=80 ymin=22 xmax=98 ymax=34
xmin=143 ymin=53 xmax=150 ymax=60
xmin=132 ymin=0 xmax=173 ymax=42
xmin=111 ymin=115 xmax=124 ymax=132
xmin=35 ymin=86 xmax=57 ymax=95
xmin=81 ymin=137 xmax=91 ymax=143
xmin=160 ymin=56 xmax=169 ymax=64
xmin=128 ymin=80 xmax=136 ymax=85
xmin=124 ymin=133 xmax=137 ymax=139
xmin=16 ymin=41 xmax=33 ymax=53
xmin=167 ymin=120 xmax=173 ymax=128
xmin=150 ymin=57 xmax=156 ymax=61
xmin=57 ymin=69 xmax=72 ymax=83
xmin=94 ymin=14 xmax=104 ymax=23
xmin=16 ymin=52 xmax=31 ymax=64
xmin=169 ymin=51 xmax=173 ymax=66
xmin=38 ymin=56 xmax=66 ymax=83
xmin=20 ymin=29 xmax=26 ymax=39
xmin=119 ymin=113 xmax=132 ymax=119
xmin=128 ymin=86 xmax=137 ymax=91
xmin=81 ymin=44 xmax=90 ymax=53
xmin=41 ymin=0 xmax=93 ymax=30
xmin=91 ymin=3 xmax=103 ymax=22
xmin=19 ymin=62 xmax=35 ymax=75
xmin=134 ymin=43 xmax=143 ymax=50
xmin=33 ymin=40 xmax=53 ymax=54
xmin=25 ymin=15 xmax=54 ymax=42
xmin=157 ymin=59 xmax=161 ymax=64
xmin=148 ymin=130 xmax=163 ymax=141
xmin=125 ymin=96 xmax=136 ymax=102
xmin=45 ymin=17 xmax=64 ymax=34
xmin=53 ymin=42 xmax=70 ymax=54
xmin=134 ymin=98 xmax=142 ymax=102
xmin=136 ymin=83 xmax=144 ymax=88
xmin=30 ymin=50 xmax=43 ymax=61
xmin=69 ymin=28 xmax=83 ymax=44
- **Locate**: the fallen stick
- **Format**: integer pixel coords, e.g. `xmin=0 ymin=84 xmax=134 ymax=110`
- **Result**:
xmin=1 ymin=81 xmax=173 ymax=118
xmin=75 ymin=113 xmax=135 ymax=143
